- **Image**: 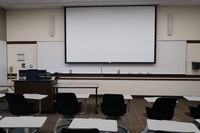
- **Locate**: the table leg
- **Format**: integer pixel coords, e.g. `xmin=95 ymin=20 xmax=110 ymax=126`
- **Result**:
xmin=34 ymin=100 xmax=41 ymax=115
xmin=24 ymin=128 xmax=29 ymax=133
xmin=95 ymin=87 xmax=98 ymax=114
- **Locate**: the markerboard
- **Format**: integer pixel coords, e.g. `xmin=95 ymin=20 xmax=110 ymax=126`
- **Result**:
xmin=37 ymin=41 xmax=186 ymax=74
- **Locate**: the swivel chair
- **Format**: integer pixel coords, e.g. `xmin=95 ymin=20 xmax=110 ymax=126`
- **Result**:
xmin=0 ymin=128 xmax=5 ymax=133
xmin=61 ymin=128 xmax=99 ymax=133
xmin=54 ymin=93 xmax=82 ymax=133
xmin=189 ymin=104 xmax=200 ymax=118
xmin=5 ymin=93 xmax=36 ymax=115
xmin=145 ymin=97 xmax=177 ymax=120
xmin=101 ymin=94 xmax=129 ymax=133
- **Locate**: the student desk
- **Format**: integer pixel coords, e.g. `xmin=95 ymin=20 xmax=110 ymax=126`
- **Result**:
xmin=144 ymin=97 xmax=160 ymax=102
xmin=0 ymin=94 xmax=5 ymax=99
xmin=69 ymin=118 xmax=117 ymax=132
xmin=23 ymin=94 xmax=48 ymax=114
xmin=147 ymin=119 xmax=199 ymax=133
xmin=0 ymin=116 xmax=47 ymax=133
xmin=184 ymin=96 xmax=200 ymax=101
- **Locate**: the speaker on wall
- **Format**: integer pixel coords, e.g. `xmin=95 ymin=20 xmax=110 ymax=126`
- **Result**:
xmin=192 ymin=62 xmax=200 ymax=70
xmin=49 ymin=15 xmax=55 ymax=37
xmin=167 ymin=13 xmax=173 ymax=36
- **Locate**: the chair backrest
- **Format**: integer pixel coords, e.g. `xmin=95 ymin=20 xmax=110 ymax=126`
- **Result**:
xmin=5 ymin=93 xmax=33 ymax=115
xmin=149 ymin=97 xmax=177 ymax=120
xmin=0 ymin=128 xmax=5 ymax=133
xmin=101 ymin=94 xmax=126 ymax=118
xmin=56 ymin=93 xmax=81 ymax=116
xmin=5 ymin=93 xmax=27 ymax=106
xmin=189 ymin=103 xmax=200 ymax=118
xmin=197 ymin=103 xmax=200 ymax=109
xmin=61 ymin=128 xmax=99 ymax=133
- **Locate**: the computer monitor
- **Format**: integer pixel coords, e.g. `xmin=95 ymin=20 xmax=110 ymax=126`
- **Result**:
xmin=26 ymin=69 xmax=39 ymax=80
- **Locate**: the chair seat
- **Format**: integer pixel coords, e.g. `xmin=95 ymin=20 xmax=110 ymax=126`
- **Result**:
xmin=189 ymin=105 xmax=200 ymax=118
xmin=145 ymin=97 xmax=177 ymax=120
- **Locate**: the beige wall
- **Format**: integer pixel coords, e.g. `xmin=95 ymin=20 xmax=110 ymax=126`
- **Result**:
xmin=7 ymin=8 xmax=64 ymax=41
xmin=0 ymin=8 xmax=6 ymax=40
xmin=157 ymin=6 xmax=200 ymax=40
xmin=6 ymin=6 xmax=200 ymax=41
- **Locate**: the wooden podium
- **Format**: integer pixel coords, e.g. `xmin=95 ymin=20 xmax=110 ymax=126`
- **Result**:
xmin=14 ymin=80 xmax=57 ymax=113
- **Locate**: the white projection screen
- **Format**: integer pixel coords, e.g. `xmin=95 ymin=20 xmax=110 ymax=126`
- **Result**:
xmin=65 ymin=6 xmax=156 ymax=63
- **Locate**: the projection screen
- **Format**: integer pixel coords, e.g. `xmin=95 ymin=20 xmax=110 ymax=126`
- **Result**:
xmin=65 ymin=6 xmax=156 ymax=63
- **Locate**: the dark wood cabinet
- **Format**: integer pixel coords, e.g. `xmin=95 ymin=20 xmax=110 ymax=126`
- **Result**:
xmin=14 ymin=80 xmax=57 ymax=113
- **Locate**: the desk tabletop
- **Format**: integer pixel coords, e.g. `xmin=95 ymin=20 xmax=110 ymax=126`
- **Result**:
xmin=23 ymin=94 xmax=48 ymax=100
xmin=183 ymin=96 xmax=200 ymax=101
xmin=54 ymin=82 xmax=99 ymax=88
xmin=123 ymin=94 xmax=132 ymax=100
xmin=0 ymin=82 xmax=14 ymax=87
xmin=76 ymin=94 xmax=90 ymax=99
xmin=0 ymin=94 xmax=5 ymax=98
xmin=69 ymin=118 xmax=117 ymax=132
xmin=0 ymin=116 xmax=47 ymax=128
xmin=147 ymin=119 xmax=200 ymax=133
xmin=196 ymin=119 xmax=200 ymax=124
xmin=144 ymin=97 xmax=160 ymax=102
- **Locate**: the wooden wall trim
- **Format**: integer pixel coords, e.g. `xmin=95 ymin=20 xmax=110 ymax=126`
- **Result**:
xmin=53 ymin=73 xmax=200 ymax=81
xmin=7 ymin=41 xmax=37 ymax=44
xmin=187 ymin=40 xmax=200 ymax=43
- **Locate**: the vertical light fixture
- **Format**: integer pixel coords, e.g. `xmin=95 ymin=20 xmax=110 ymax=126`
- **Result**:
xmin=167 ymin=13 xmax=173 ymax=36
xmin=49 ymin=15 xmax=55 ymax=37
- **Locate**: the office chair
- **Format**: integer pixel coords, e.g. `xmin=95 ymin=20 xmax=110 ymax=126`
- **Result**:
xmin=101 ymin=94 xmax=129 ymax=133
xmin=54 ymin=93 xmax=82 ymax=133
xmin=189 ymin=104 xmax=200 ymax=118
xmin=145 ymin=97 xmax=177 ymax=120
xmin=5 ymin=93 xmax=36 ymax=115
xmin=0 ymin=128 xmax=5 ymax=133
xmin=61 ymin=128 xmax=99 ymax=133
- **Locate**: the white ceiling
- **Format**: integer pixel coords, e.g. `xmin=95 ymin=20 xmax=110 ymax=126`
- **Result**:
xmin=0 ymin=0 xmax=200 ymax=9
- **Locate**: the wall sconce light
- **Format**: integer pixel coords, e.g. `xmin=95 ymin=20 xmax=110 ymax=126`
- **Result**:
xmin=167 ymin=13 xmax=173 ymax=36
xmin=49 ymin=15 xmax=55 ymax=37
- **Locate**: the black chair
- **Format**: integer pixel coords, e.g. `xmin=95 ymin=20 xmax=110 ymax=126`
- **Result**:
xmin=61 ymin=128 xmax=99 ymax=133
xmin=145 ymin=97 xmax=177 ymax=120
xmin=189 ymin=104 xmax=200 ymax=118
xmin=101 ymin=94 xmax=128 ymax=133
xmin=54 ymin=93 xmax=82 ymax=133
xmin=0 ymin=128 xmax=5 ymax=133
xmin=101 ymin=94 xmax=127 ymax=118
xmin=5 ymin=93 xmax=36 ymax=115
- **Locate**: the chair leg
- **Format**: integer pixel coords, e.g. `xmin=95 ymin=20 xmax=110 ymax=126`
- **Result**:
xmin=118 ymin=125 xmax=129 ymax=133
xmin=54 ymin=117 xmax=72 ymax=133
xmin=80 ymin=98 xmax=87 ymax=114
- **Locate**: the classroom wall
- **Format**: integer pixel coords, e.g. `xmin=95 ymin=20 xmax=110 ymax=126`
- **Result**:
xmin=5 ymin=6 xmax=200 ymax=95
xmin=0 ymin=8 xmax=7 ymax=85
xmin=157 ymin=6 xmax=200 ymax=40
xmin=6 ymin=6 xmax=200 ymax=74
xmin=6 ymin=8 xmax=64 ymax=41
xmin=0 ymin=41 xmax=7 ymax=85
xmin=0 ymin=8 xmax=6 ymax=41
xmin=6 ymin=6 xmax=200 ymax=41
